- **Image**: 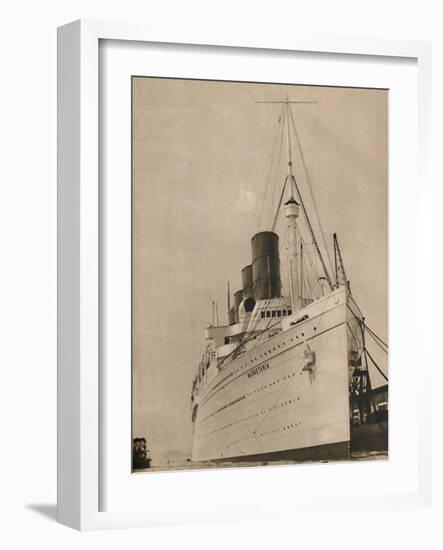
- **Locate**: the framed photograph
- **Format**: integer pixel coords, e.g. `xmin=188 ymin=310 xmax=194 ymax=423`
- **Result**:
xmin=58 ymin=20 xmax=433 ymax=530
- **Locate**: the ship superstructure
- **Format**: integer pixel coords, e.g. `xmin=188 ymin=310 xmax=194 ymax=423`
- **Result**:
xmin=190 ymin=95 xmax=388 ymax=463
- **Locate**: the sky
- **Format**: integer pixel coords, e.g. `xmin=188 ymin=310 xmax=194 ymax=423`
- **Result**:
xmin=132 ymin=77 xmax=388 ymax=463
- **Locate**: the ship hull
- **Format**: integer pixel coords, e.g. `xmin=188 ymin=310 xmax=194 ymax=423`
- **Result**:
xmin=212 ymin=441 xmax=349 ymax=463
xmin=192 ymin=288 xmax=354 ymax=462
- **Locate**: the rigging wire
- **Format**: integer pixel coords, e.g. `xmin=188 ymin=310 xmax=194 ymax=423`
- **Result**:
xmin=217 ymin=316 xmax=283 ymax=370
xmin=257 ymin=106 xmax=285 ymax=232
xmin=299 ymin=234 xmax=322 ymax=296
xmin=239 ymin=311 xmax=252 ymax=343
xmin=288 ymin=106 xmax=335 ymax=279
xmin=363 ymin=322 xmax=389 ymax=350
xmin=364 ymin=348 xmax=389 ymax=382
xmin=366 ymin=330 xmax=388 ymax=355
xmin=346 ymin=298 xmax=388 ymax=353
xmin=271 ymin=177 xmax=288 ymax=232
xmin=301 ymin=240 xmax=314 ymax=300
xmin=229 ymin=297 xmax=276 ymax=363
xmin=300 ymin=234 xmax=320 ymax=281
xmin=346 ymin=301 xmax=389 ymax=382
xmin=291 ymin=174 xmax=333 ymax=289
xmin=249 ymin=298 xmax=270 ymax=334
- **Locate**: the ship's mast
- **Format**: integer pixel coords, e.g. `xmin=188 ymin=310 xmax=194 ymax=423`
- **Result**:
xmin=283 ymin=94 xmax=298 ymax=198
xmin=256 ymin=94 xmax=333 ymax=309
xmin=283 ymin=95 xmax=301 ymax=310
xmin=285 ymin=197 xmax=299 ymax=310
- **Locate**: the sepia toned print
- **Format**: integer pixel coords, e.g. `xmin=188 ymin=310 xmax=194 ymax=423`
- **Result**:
xmin=132 ymin=77 xmax=388 ymax=472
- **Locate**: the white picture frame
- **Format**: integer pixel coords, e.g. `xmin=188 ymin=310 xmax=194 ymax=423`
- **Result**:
xmin=57 ymin=19 xmax=433 ymax=531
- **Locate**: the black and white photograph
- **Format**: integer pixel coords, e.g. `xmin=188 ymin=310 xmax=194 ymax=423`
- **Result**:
xmin=131 ymin=77 xmax=389 ymax=472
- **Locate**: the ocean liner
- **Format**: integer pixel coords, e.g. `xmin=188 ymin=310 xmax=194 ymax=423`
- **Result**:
xmin=190 ymin=95 xmax=388 ymax=463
